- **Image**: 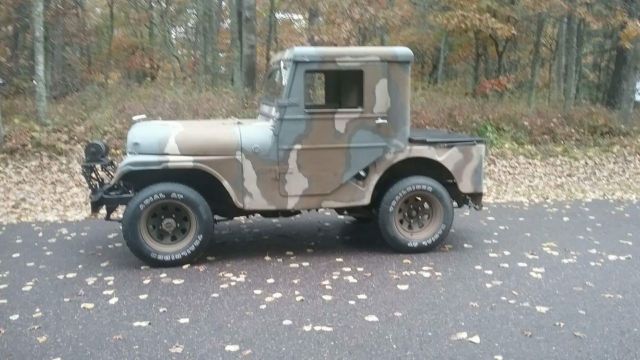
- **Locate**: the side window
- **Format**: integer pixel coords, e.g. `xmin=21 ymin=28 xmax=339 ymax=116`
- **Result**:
xmin=305 ymin=72 xmax=326 ymax=106
xmin=304 ymin=70 xmax=363 ymax=110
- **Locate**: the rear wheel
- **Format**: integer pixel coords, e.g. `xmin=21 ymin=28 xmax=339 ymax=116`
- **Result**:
xmin=122 ymin=182 xmax=213 ymax=267
xmin=377 ymin=176 xmax=453 ymax=252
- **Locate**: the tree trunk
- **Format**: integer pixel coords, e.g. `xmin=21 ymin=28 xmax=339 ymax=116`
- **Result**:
xmin=0 ymin=95 xmax=4 ymax=146
xmin=617 ymin=0 xmax=640 ymax=125
xmin=553 ymin=17 xmax=567 ymax=103
xmin=159 ymin=0 xmax=184 ymax=78
xmin=606 ymin=42 xmax=628 ymax=109
xmin=575 ymin=19 xmax=586 ymax=101
xmin=148 ymin=0 xmax=156 ymax=47
xmin=265 ymin=0 xmax=277 ymax=67
xmin=197 ymin=0 xmax=209 ymax=89
xmin=482 ymin=41 xmax=492 ymax=81
xmin=48 ymin=13 xmax=67 ymax=99
xmin=528 ymin=14 xmax=546 ymax=108
xmin=472 ymin=31 xmax=482 ymax=94
xmin=564 ymin=4 xmax=578 ymax=112
xmin=489 ymin=34 xmax=511 ymax=78
xmin=241 ymin=0 xmax=257 ymax=93
xmin=10 ymin=3 xmax=29 ymax=75
xmin=210 ymin=0 xmax=221 ymax=87
xmin=230 ymin=0 xmax=243 ymax=91
xmin=377 ymin=0 xmax=394 ymax=46
xmin=606 ymin=0 xmax=639 ymax=115
xmin=307 ymin=5 xmax=320 ymax=45
xmin=436 ymin=32 xmax=448 ymax=86
xmin=619 ymin=44 xmax=639 ymax=126
xmin=107 ymin=0 xmax=115 ymax=59
xmin=600 ymin=29 xmax=618 ymax=103
xmin=33 ymin=0 xmax=48 ymax=125
xmin=547 ymin=38 xmax=555 ymax=104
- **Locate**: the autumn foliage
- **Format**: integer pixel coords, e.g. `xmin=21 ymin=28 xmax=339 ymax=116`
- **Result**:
xmin=0 ymin=0 xmax=638 ymax=150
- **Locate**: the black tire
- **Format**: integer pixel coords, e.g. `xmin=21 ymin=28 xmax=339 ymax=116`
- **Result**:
xmin=122 ymin=182 xmax=214 ymax=267
xmin=377 ymin=176 xmax=454 ymax=252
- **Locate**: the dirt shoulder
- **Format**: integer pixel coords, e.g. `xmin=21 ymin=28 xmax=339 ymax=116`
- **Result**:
xmin=1 ymin=146 xmax=639 ymax=224
xmin=486 ymin=147 xmax=640 ymax=203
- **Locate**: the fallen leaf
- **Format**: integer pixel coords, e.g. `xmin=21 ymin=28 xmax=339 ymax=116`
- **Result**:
xmin=169 ymin=344 xmax=184 ymax=354
xmin=573 ymin=331 xmax=587 ymax=339
xmin=364 ymin=315 xmax=379 ymax=322
xmin=450 ymin=332 xmax=468 ymax=340
xmin=468 ymin=335 xmax=481 ymax=344
xmin=535 ymin=306 xmax=550 ymax=314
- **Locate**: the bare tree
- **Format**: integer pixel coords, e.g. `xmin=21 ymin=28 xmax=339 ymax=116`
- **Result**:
xmin=147 ymin=0 xmax=156 ymax=46
xmin=197 ymin=0 xmax=219 ymax=88
xmin=488 ymin=34 xmax=513 ymax=78
xmin=619 ymin=41 xmax=639 ymax=126
xmin=564 ymin=2 xmax=578 ymax=112
xmin=107 ymin=0 xmax=116 ymax=57
xmin=0 ymin=78 xmax=4 ymax=145
xmin=528 ymin=14 xmax=546 ymax=108
xmin=210 ymin=0 xmax=222 ymax=87
xmin=241 ymin=0 xmax=256 ymax=92
xmin=553 ymin=17 xmax=567 ymax=103
xmin=436 ymin=32 xmax=448 ymax=86
xmin=606 ymin=0 xmax=639 ymax=127
xmin=33 ymin=0 xmax=48 ymax=125
xmin=472 ymin=31 xmax=483 ymax=93
xmin=307 ymin=5 xmax=319 ymax=45
xmin=230 ymin=0 xmax=243 ymax=91
xmin=265 ymin=0 xmax=277 ymax=66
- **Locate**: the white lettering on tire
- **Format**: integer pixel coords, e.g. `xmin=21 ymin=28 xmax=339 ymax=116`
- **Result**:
xmin=139 ymin=191 xmax=203 ymax=263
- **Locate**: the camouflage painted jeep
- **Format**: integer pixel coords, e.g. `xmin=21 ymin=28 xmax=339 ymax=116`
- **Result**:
xmin=82 ymin=46 xmax=485 ymax=267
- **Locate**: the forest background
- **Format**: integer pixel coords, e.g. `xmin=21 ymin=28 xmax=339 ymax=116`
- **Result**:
xmin=1 ymin=0 xmax=640 ymax=222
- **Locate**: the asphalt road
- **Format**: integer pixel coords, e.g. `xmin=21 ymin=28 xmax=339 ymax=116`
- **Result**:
xmin=0 ymin=200 xmax=639 ymax=360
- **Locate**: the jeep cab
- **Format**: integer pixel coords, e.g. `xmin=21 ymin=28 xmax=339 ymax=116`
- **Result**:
xmin=82 ymin=46 xmax=485 ymax=267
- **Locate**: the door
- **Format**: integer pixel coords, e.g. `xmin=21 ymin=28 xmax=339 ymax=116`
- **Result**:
xmin=278 ymin=62 xmax=393 ymax=197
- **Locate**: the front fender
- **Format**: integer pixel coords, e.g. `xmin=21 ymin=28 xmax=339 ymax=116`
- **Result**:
xmin=112 ymin=155 xmax=244 ymax=208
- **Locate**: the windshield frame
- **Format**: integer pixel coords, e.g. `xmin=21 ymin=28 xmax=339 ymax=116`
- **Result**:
xmin=260 ymin=60 xmax=291 ymax=105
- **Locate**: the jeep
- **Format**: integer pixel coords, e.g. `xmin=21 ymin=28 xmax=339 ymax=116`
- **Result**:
xmin=82 ymin=46 xmax=485 ymax=267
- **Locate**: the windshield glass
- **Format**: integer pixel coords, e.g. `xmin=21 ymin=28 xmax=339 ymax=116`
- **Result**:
xmin=262 ymin=60 xmax=289 ymax=103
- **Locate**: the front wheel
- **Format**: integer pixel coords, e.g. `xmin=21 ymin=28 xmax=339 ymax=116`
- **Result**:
xmin=122 ymin=182 xmax=214 ymax=267
xmin=377 ymin=176 xmax=454 ymax=253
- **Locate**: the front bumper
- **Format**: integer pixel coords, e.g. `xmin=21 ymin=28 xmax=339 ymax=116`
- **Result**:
xmin=81 ymin=142 xmax=133 ymax=220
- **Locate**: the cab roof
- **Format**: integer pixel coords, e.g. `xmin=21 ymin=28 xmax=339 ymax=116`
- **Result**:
xmin=271 ymin=46 xmax=414 ymax=65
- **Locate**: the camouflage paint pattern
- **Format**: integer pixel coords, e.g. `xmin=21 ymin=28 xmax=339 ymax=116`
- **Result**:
xmin=111 ymin=47 xmax=484 ymax=211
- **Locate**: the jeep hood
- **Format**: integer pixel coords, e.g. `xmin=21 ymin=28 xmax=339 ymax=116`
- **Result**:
xmin=127 ymin=120 xmax=245 ymax=156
